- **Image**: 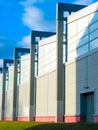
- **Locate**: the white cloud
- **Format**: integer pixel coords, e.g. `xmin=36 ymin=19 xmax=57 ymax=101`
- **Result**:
xmin=19 ymin=0 xmax=55 ymax=47
xmin=20 ymin=0 xmax=44 ymax=7
xmin=18 ymin=35 xmax=30 ymax=48
xmin=74 ymin=0 xmax=95 ymax=5
xmin=20 ymin=0 xmax=55 ymax=31
xmin=22 ymin=7 xmax=45 ymax=30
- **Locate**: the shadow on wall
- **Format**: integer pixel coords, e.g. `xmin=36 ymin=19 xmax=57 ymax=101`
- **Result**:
xmin=76 ymin=9 xmax=98 ymax=123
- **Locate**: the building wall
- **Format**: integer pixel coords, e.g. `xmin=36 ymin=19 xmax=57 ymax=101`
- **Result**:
xmin=64 ymin=49 xmax=98 ymax=122
xmin=68 ymin=2 xmax=98 ymax=61
xmin=38 ymin=35 xmax=56 ymax=75
xmin=20 ymin=54 xmax=30 ymax=85
xmin=0 ymin=2 xmax=98 ymax=123
xmin=36 ymin=35 xmax=57 ymax=122
xmin=64 ymin=2 xmax=98 ymax=123
xmin=87 ymin=50 xmax=98 ymax=122
xmin=18 ymin=82 xmax=30 ymax=121
xmin=5 ymin=90 xmax=13 ymax=120
xmin=5 ymin=66 xmax=14 ymax=120
xmin=64 ymin=55 xmax=86 ymax=122
xmin=36 ymin=70 xmax=57 ymax=122
xmin=0 ymin=74 xmax=3 ymax=120
xmin=18 ymin=54 xmax=30 ymax=121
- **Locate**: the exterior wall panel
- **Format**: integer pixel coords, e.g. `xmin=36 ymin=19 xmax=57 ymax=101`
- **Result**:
xmin=18 ymin=82 xmax=30 ymax=121
xmin=18 ymin=54 xmax=30 ymax=121
xmin=5 ymin=90 xmax=13 ymax=120
xmin=65 ymin=49 xmax=98 ymax=122
xmin=36 ymin=70 xmax=56 ymax=122
xmin=5 ymin=66 xmax=14 ymax=120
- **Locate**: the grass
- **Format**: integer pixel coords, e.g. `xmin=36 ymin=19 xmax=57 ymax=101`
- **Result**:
xmin=0 ymin=121 xmax=98 ymax=130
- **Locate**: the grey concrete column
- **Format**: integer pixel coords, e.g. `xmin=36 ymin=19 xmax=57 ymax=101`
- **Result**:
xmin=29 ymin=31 xmax=36 ymax=121
xmin=0 ymin=68 xmax=2 ymax=73
xmin=56 ymin=3 xmax=65 ymax=122
xmin=13 ymin=50 xmax=18 ymax=120
xmin=2 ymin=61 xmax=6 ymax=120
xmin=56 ymin=3 xmax=86 ymax=122
xmin=13 ymin=48 xmax=30 ymax=120
xmin=30 ymin=31 xmax=56 ymax=121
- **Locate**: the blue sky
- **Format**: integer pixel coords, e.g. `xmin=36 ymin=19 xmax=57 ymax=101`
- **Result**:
xmin=0 ymin=0 xmax=97 ymax=66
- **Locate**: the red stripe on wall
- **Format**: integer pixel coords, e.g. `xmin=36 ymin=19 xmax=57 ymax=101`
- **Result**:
xmin=35 ymin=116 xmax=56 ymax=122
xmin=94 ymin=115 xmax=98 ymax=123
xmin=4 ymin=117 xmax=13 ymax=121
xmin=17 ymin=117 xmax=29 ymax=121
xmin=64 ymin=115 xmax=80 ymax=122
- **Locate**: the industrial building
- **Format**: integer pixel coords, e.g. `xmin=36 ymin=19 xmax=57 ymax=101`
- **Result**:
xmin=0 ymin=2 xmax=98 ymax=123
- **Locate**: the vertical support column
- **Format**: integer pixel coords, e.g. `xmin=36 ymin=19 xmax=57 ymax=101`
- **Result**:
xmin=29 ymin=31 xmax=36 ymax=121
xmin=56 ymin=3 xmax=86 ymax=122
xmin=13 ymin=50 xmax=18 ymax=120
xmin=30 ymin=31 xmax=55 ymax=121
xmin=56 ymin=3 xmax=64 ymax=122
xmin=0 ymin=68 xmax=2 ymax=73
xmin=13 ymin=48 xmax=30 ymax=120
xmin=2 ymin=61 xmax=6 ymax=120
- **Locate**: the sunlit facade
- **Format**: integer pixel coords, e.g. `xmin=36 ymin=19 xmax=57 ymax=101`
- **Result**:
xmin=0 ymin=2 xmax=98 ymax=123
xmin=36 ymin=35 xmax=57 ymax=122
xmin=38 ymin=35 xmax=56 ymax=75
xmin=68 ymin=3 xmax=98 ymax=61
xmin=18 ymin=54 xmax=30 ymax=121
xmin=5 ymin=65 xmax=14 ymax=120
